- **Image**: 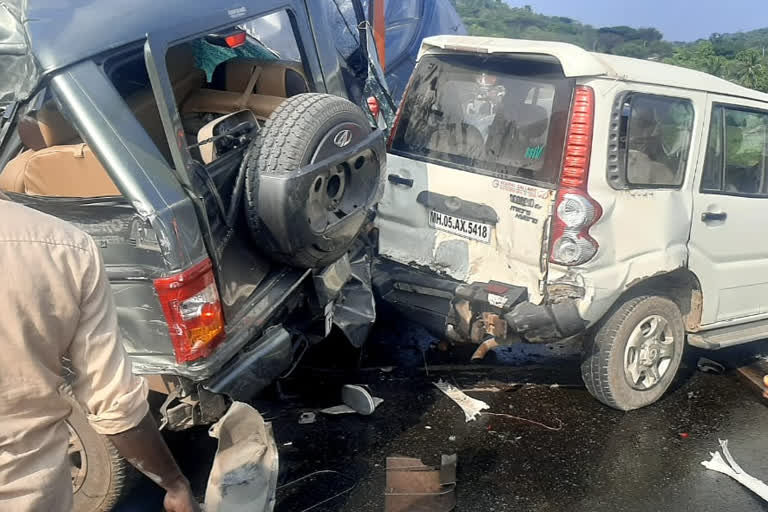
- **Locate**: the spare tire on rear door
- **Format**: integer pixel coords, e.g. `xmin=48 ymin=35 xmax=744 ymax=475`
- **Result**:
xmin=244 ymin=93 xmax=382 ymax=268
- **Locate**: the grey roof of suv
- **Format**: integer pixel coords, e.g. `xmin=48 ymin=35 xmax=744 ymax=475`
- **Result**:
xmin=0 ymin=0 xmax=275 ymax=104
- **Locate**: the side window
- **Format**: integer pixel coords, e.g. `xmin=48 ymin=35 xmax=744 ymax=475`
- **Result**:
xmin=701 ymin=106 xmax=724 ymax=192
xmin=617 ymin=94 xmax=694 ymax=188
xmin=325 ymin=0 xmax=368 ymax=105
xmin=702 ymin=105 xmax=768 ymax=196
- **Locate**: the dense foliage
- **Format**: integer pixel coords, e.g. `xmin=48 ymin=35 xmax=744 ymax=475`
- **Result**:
xmin=451 ymin=0 xmax=768 ymax=92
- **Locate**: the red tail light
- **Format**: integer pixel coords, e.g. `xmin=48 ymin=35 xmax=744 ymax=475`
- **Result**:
xmin=225 ymin=31 xmax=247 ymax=49
xmin=550 ymin=86 xmax=602 ymax=266
xmin=367 ymin=96 xmax=380 ymax=119
xmin=387 ymin=73 xmax=418 ymax=150
xmin=154 ymin=258 xmax=225 ymax=363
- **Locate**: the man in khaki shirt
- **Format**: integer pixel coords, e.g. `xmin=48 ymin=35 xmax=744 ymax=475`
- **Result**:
xmin=0 ymin=194 xmax=198 ymax=511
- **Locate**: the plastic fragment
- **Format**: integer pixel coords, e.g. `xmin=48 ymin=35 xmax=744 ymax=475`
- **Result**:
xmin=433 ymin=379 xmax=490 ymax=422
xmin=701 ymin=439 xmax=768 ymax=502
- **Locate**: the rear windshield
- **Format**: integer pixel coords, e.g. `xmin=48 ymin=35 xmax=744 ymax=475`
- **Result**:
xmin=390 ymin=54 xmax=573 ymax=185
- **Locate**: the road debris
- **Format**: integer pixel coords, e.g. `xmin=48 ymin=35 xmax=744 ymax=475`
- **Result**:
xmin=204 ymin=402 xmax=278 ymax=512
xmin=299 ymin=412 xmax=316 ymax=424
xmin=433 ymin=379 xmax=490 ymax=421
xmin=483 ymin=412 xmax=564 ymax=431
xmin=320 ymin=384 xmax=384 ymax=415
xmin=701 ymin=439 xmax=768 ymax=502
xmin=697 ymin=357 xmax=725 ymax=375
xmin=276 ymin=470 xmax=356 ymax=512
xmin=736 ymin=358 xmax=768 ymax=400
xmin=384 ymin=455 xmax=457 ymax=512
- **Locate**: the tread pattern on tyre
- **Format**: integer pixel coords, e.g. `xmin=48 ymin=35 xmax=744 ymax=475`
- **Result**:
xmin=581 ymin=296 xmax=647 ymax=409
xmin=581 ymin=294 xmax=684 ymax=411
xmin=244 ymin=93 xmax=370 ymax=268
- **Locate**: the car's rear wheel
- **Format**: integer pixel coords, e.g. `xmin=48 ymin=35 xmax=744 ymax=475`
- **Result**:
xmin=581 ymin=295 xmax=685 ymax=410
xmin=67 ymin=400 xmax=135 ymax=511
xmin=244 ymin=93 xmax=379 ymax=268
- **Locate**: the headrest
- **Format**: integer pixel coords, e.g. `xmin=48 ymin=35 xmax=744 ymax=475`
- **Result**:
xmin=513 ymin=104 xmax=549 ymax=138
xmin=18 ymin=104 xmax=80 ymax=150
xmin=213 ymin=59 xmax=308 ymax=97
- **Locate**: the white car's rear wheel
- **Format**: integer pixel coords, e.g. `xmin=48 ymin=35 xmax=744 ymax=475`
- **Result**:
xmin=581 ymin=295 xmax=685 ymax=410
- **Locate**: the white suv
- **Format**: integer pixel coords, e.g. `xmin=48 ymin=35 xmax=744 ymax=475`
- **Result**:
xmin=374 ymin=35 xmax=768 ymax=410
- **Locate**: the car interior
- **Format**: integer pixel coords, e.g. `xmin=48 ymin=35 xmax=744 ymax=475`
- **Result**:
xmin=0 ymin=36 xmax=309 ymax=199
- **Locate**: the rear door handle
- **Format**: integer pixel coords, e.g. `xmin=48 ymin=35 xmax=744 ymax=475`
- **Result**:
xmin=388 ymin=174 xmax=414 ymax=187
xmin=701 ymin=211 xmax=727 ymax=222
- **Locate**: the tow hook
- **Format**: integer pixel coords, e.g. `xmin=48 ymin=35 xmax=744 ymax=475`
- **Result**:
xmin=469 ymin=312 xmax=508 ymax=361
xmin=471 ymin=337 xmax=499 ymax=361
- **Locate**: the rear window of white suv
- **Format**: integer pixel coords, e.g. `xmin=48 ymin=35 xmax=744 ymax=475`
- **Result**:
xmin=389 ymin=54 xmax=573 ymax=185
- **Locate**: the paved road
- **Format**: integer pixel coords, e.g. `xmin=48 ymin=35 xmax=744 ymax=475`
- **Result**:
xmin=118 ymin=315 xmax=768 ymax=512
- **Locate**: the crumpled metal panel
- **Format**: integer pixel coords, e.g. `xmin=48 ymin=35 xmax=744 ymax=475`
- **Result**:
xmin=0 ymin=1 xmax=39 ymax=104
xmin=333 ymin=251 xmax=376 ymax=347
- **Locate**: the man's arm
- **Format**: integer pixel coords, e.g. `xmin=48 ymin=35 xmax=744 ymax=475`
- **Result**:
xmin=108 ymin=414 xmax=197 ymax=512
xmin=66 ymin=235 xmax=198 ymax=512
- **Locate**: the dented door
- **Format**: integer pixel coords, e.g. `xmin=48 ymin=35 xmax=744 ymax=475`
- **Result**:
xmin=377 ymin=53 xmax=573 ymax=302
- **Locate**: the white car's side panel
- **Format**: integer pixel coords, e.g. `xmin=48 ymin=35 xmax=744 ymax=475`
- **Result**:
xmin=553 ymin=79 xmax=707 ymax=325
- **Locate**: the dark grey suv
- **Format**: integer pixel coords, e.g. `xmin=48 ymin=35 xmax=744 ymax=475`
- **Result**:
xmin=0 ymin=0 xmax=391 ymax=509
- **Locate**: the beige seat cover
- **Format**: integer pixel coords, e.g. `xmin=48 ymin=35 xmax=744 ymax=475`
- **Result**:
xmin=183 ymin=90 xmax=286 ymax=119
xmin=0 ymin=102 xmax=120 ymax=197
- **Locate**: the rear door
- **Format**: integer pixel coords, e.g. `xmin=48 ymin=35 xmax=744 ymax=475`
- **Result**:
xmin=689 ymin=96 xmax=768 ymax=325
xmin=376 ymin=52 xmax=573 ymax=301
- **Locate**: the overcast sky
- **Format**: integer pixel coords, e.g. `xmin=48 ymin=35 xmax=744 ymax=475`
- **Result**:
xmin=515 ymin=0 xmax=768 ymax=41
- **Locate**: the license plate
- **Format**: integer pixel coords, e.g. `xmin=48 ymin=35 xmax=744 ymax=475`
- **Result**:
xmin=428 ymin=210 xmax=491 ymax=243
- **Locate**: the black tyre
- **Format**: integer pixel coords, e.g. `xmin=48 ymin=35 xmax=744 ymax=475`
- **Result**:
xmin=581 ymin=295 xmax=685 ymax=411
xmin=67 ymin=401 xmax=135 ymax=512
xmin=245 ymin=93 xmax=378 ymax=268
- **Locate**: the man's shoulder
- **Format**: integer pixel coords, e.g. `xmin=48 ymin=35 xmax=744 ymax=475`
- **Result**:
xmin=0 ymin=200 xmax=93 ymax=253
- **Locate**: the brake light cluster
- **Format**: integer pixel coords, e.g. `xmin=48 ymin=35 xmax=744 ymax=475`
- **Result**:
xmin=550 ymin=85 xmax=602 ymax=266
xmin=225 ymin=31 xmax=247 ymax=49
xmin=154 ymin=258 xmax=225 ymax=363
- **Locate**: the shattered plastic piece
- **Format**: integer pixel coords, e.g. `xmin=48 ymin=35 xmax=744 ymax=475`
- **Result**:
xmin=698 ymin=357 xmax=725 ymax=375
xmin=205 ymin=402 xmax=278 ymax=512
xmin=701 ymin=439 xmax=768 ymax=502
xmin=342 ymin=384 xmax=377 ymax=415
xmin=298 ymin=412 xmax=316 ymax=425
xmin=433 ymin=379 xmax=490 ymax=422
xmin=320 ymin=393 xmax=384 ymax=416
xmin=384 ymin=455 xmax=457 ymax=512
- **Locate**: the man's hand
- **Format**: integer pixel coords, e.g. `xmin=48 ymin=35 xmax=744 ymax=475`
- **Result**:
xmin=163 ymin=476 xmax=201 ymax=512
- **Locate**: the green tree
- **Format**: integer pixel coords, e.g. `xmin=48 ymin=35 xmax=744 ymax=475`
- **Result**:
xmin=730 ymin=49 xmax=768 ymax=90
xmin=450 ymin=0 xmax=768 ymax=92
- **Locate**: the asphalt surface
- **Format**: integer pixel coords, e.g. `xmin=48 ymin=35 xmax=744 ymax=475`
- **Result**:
xmin=118 ymin=313 xmax=768 ymax=512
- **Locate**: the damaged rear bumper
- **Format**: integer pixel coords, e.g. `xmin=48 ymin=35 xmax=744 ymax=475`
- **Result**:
xmin=372 ymin=259 xmax=585 ymax=343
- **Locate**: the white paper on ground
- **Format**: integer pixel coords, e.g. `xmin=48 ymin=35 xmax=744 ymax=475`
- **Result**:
xmin=433 ymin=379 xmax=490 ymax=422
xmin=701 ymin=439 xmax=768 ymax=502
xmin=320 ymin=397 xmax=384 ymax=415
xmin=204 ymin=402 xmax=279 ymax=512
